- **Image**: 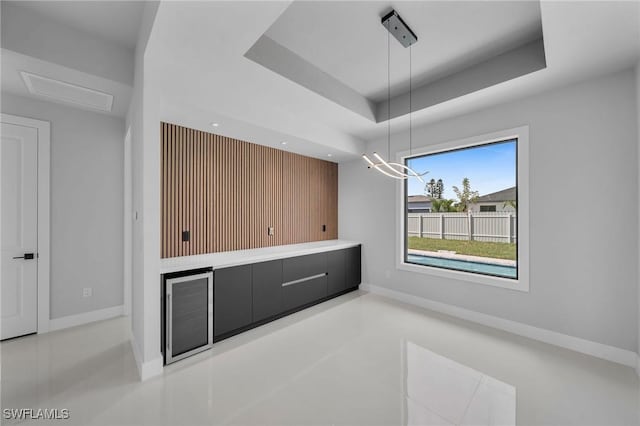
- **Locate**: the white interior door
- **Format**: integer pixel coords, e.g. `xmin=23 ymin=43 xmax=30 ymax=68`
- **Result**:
xmin=1 ymin=122 xmax=38 ymax=340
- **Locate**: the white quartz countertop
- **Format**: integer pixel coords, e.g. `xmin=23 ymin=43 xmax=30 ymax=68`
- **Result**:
xmin=160 ymin=240 xmax=361 ymax=274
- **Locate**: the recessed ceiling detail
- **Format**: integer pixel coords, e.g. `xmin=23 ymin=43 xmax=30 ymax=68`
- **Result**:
xmin=20 ymin=71 xmax=114 ymax=112
xmin=246 ymin=1 xmax=546 ymax=123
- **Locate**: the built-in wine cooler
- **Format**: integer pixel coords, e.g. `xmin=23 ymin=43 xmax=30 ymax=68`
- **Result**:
xmin=162 ymin=268 xmax=213 ymax=364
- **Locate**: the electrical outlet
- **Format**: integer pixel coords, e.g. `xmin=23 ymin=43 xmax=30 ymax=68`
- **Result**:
xmin=268 ymin=227 xmax=275 ymax=236
xmin=82 ymin=287 xmax=92 ymax=298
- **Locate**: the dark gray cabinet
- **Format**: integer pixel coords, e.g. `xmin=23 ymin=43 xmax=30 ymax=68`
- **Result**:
xmin=282 ymin=275 xmax=328 ymax=311
xmin=252 ymin=260 xmax=283 ymax=322
xmin=327 ymin=249 xmax=346 ymax=296
xmin=282 ymin=253 xmax=328 ymax=311
xmin=167 ymin=245 xmax=361 ymax=353
xmin=346 ymin=246 xmax=362 ymax=289
xmin=214 ymin=265 xmax=252 ymax=338
xmin=282 ymin=253 xmax=327 ymax=282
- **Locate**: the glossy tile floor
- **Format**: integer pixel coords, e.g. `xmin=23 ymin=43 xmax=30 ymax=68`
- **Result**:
xmin=2 ymin=291 xmax=639 ymax=425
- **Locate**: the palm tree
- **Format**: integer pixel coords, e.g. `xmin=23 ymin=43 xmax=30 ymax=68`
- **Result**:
xmin=431 ymin=198 xmax=456 ymax=212
xmin=503 ymin=200 xmax=517 ymax=210
xmin=452 ymin=178 xmax=479 ymax=212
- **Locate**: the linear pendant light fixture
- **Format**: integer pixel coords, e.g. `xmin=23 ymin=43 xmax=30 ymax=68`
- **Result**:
xmin=363 ymin=9 xmax=427 ymax=182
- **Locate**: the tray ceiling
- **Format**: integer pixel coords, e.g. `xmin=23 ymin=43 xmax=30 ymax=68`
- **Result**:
xmin=265 ymin=1 xmax=543 ymax=102
xmin=247 ymin=1 xmax=546 ymax=122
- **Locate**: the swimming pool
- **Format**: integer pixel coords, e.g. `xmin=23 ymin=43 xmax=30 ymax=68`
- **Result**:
xmin=406 ymin=254 xmax=517 ymax=279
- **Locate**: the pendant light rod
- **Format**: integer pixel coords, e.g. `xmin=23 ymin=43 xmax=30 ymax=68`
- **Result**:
xmin=387 ymin=19 xmax=391 ymax=160
xmin=363 ymin=8 xmax=426 ymax=182
xmin=409 ymin=44 xmax=413 ymax=157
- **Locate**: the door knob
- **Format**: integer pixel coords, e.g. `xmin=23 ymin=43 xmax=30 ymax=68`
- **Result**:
xmin=13 ymin=253 xmax=35 ymax=260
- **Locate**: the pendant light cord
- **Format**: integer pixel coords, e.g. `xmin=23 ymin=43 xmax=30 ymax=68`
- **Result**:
xmin=409 ymin=44 xmax=412 ymax=157
xmin=363 ymin=11 xmax=425 ymax=182
xmin=387 ymin=20 xmax=391 ymax=160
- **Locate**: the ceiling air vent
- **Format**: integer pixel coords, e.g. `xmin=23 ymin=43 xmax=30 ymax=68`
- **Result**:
xmin=20 ymin=71 xmax=114 ymax=112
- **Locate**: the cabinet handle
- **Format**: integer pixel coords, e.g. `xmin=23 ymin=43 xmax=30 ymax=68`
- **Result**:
xmin=282 ymin=273 xmax=327 ymax=287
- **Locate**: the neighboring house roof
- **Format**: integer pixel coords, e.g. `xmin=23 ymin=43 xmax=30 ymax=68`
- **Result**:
xmin=476 ymin=186 xmax=516 ymax=203
xmin=407 ymin=195 xmax=431 ymax=203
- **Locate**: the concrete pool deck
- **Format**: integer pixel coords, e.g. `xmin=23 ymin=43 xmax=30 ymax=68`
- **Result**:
xmin=407 ymin=249 xmax=517 ymax=267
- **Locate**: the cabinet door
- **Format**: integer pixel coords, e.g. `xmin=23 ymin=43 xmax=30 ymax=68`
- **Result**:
xmin=346 ymin=246 xmax=362 ymax=289
xmin=327 ymin=249 xmax=346 ymax=296
xmin=252 ymin=260 xmax=283 ymax=322
xmin=214 ymin=265 xmax=252 ymax=337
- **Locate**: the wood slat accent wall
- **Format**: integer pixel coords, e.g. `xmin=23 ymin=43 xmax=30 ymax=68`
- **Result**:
xmin=161 ymin=122 xmax=338 ymax=258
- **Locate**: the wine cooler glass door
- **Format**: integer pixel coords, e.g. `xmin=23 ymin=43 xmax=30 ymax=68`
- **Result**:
xmin=166 ymin=271 xmax=213 ymax=364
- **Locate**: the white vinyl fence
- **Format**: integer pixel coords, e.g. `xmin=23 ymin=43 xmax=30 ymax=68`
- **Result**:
xmin=407 ymin=212 xmax=517 ymax=243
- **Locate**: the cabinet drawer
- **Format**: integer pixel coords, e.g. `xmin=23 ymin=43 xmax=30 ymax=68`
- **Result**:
xmin=282 ymin=275 xmax=327 ymax=312
xmin=282 ymin=253 xmax=327 ymax=283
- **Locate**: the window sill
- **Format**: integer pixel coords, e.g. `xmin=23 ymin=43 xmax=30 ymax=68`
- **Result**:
xmin=396 ymin=260 xmax=529 ymax=292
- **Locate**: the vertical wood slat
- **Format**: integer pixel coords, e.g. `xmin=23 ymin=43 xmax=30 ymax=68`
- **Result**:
xmin=161 ymin=123 xmax=166 ymax=257
xmin=160 ymin=122 xmax=338 ymax=258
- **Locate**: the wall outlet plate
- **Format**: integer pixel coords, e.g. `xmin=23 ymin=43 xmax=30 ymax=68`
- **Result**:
xmin=268 ymin=227 xmax=274 ymax=236
xmin=82 ymin=287 xmax=92 ymax=298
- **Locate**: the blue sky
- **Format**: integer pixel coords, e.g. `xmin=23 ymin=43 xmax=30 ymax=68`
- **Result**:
xmin=406 ymin=140 xmax=516 ymax=197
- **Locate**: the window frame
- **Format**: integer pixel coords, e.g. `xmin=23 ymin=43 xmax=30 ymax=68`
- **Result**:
xmin=395 ymin=126 xmax=530 ymax=292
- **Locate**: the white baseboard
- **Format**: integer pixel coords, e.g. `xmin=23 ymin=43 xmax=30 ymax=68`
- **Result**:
xmin=129 ymin=330 xmax=163 ymax=381
xmin=361 ymin=283 xmax=638 ymax=369
xmin=48 ymin=305 xmax=124 ymax=332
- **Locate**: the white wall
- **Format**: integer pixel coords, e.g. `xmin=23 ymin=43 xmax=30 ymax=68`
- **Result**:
xmin=1 ymin=93 xmax=125 ymax=319
xmin=340 ymin=68 xmax=638 ymax=352
xmin=126 ymin=1 xmax=161 ymax=380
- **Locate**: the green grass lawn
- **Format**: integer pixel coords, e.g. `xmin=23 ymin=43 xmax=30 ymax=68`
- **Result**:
xmin=407 ymin=236 xmax=516 ymax=260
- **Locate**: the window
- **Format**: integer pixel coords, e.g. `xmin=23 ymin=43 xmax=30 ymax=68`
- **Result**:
xmin=397 ymin=127 xmax=529 ymax=292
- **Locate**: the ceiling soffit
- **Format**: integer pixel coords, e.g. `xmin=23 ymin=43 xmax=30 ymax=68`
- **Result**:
xmin=246 ymin=1 xmax=546 ymax=123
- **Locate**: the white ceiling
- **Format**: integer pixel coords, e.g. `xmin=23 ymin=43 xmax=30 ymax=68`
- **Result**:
xmin=1 ymin=1 xmax=141 ymax=117
xmin=266 ymin=1 xmax=542 ymax=102
xmin=148 ymin=1 xmax=639 ymax=162
xmin=14 ymin=1 xmax=145 ymax=49
xmin=1 ymin=49 xmax=133 ymax=117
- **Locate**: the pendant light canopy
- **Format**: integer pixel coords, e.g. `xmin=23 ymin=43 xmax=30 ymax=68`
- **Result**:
xmin=363 ymin=9 xmax=427 ymax=182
